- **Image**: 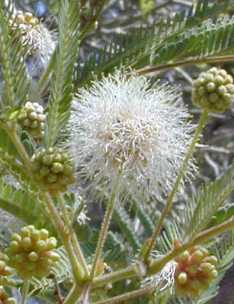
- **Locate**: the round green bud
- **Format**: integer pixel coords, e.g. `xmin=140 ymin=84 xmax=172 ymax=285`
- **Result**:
xmin=40 ymin=229 xmax=49 ymax=240
xmin=200 ymin=262 xmax=215 ymax=273
xmin=9 ymin=241 xmax=19 ymax=252
xmin=203 ymin=256 xmax=218 ymax=265
xmin=51 ymin=162 xmax=64 ymax=173
xmin=177 ymin=272 xmax=187 ymax=285
xmin=209 ymin=269 xmax=218 ymax=279
xmin=31 ymin=148 xmax=75 ymax=194
xmin=46 ymin=237 xmax=57 ymax=250
xmin=22 ymin=237 xmax=32 ymax=250
xmin=190 ymin=250 xmax=204 ymax=263
xmin=42 ymin=155 xmax=53 ymax=166
xmin=21 ymin=227 xmax=30 ymax=237
xmin=36 ymin=240 xmax=47 ymax=251
xmin=28 ymin=252 xmax=39 ymax=262
xmin=28 ymin=112 xmax=37 ymax=120
xmin=11 ymin=233 xmax=22 ymax=242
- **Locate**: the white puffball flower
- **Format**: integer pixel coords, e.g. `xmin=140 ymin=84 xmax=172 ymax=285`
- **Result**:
xmin=68 ymin=72 xmax=195 ymax=201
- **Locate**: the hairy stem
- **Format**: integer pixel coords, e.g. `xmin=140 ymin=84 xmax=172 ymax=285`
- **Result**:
xmin=20 ymin=280 xmax=30 ymax=304
xmin=57 ymin=194 xmax=90 ymax=278
xmin=142 ymin=110 xmax=209 ymax=261
xmin=136 ymin=55 xmax=234 ymax=75
xmin=90 ymin=175 xmax=120 ymax=279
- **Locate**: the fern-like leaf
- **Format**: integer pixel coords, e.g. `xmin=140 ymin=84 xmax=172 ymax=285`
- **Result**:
xmin=45 ymin=0 xmax=80 ymax=147
xmin=184 ymin=163 xmax=234 ymax=239
xmin=74 ymin=0 xmax=232 ymax=86
xmin=0 ymin=2 xmax=29 ymax=109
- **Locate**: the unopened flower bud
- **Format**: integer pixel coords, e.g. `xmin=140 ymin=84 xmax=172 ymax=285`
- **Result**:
xmin=31 ymin=148 xmax=75 ymax=195
xmin=192 ymin=68 xmax=234 ymax=112
xmin=7 ymin=225 xmax=59 ymax=279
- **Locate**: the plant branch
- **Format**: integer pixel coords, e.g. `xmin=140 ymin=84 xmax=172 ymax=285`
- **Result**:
xmin=136 ymin=55 xmax=234 ymax=75
xmin=57 ymin=194 xmax=90 ymax=278
xmin=90 ymin=175 xmax=120 ymax=279
xmin=20 ymin=280 xmax=30 ymax=304
xmin=42 ymin=193 xmax=85 ymax=283
xmin=94 ymin=285 xmax=155 ymax=304
xmin=142 ymin=110 xmax=209 ymax=262
xmin=64 ymin=284 xmax=80 ymax=304
xmin=4 ymin=124 xmax=32 ymax=171
xmin=93 ymin=216 xmax=234 ymax=290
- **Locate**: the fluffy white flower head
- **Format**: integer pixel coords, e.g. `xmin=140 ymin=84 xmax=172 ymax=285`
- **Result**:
xmin=68 ymin=72 xmax=195 ymax=200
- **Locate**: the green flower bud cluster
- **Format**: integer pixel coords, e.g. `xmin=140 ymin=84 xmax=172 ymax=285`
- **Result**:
xmin=18 ymin=102 xmax=46 ymax=140
xmin=0 ymin=286 xmax=15 ymax=304
xmin=192 ymin=67 xmax=234 ymax=112
xmin=7 ymin=225 xmax=59 ymax=279
xmin=175 ymin=246 xmax=218 ymax=298
xmin=31 ymin=148 xmax=75 ymax=195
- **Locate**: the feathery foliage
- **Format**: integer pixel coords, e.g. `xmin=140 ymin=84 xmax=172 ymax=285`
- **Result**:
xmin=184 ymin=163 xmax=234 ymax=239
xmin=45 ymin=0 xmax=80 ymax=147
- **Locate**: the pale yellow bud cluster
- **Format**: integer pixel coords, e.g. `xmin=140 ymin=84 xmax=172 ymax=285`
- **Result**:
xmin=175 ymin=246 xmax=218 ymax=298
xmin=18 ymin=102 xmax=45 ymax=140
xmin=13 ymin=11 xmax=39 ymax=27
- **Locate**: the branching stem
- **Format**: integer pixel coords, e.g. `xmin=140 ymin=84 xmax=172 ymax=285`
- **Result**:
xmin=93 ymin=209 xmax=234 ymax=289
xmin=142 ymin=110 xmax=209 ymax=261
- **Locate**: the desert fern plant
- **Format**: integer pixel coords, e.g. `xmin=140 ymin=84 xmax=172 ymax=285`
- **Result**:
xmin=0 ymin=1 xmax=234 ymax=303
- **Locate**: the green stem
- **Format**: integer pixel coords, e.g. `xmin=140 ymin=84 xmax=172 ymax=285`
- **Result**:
xmin=64 ymin=284 xmax=80 ymax=304
xmin=94 ymin=285 xmax=155 ymax=304
xmin=90 ymin=175 xmax=120 ymax=279
xmin=4 ymin=125 xmax=32 ymax=171
xmin=142 ymin=110 xmax=209 ymax=262
xmin=136 ymin=55 xmax=234 ymax=75
xmin=93 ymin=215 xmax=234 ymax=290
xmin=43 ymin=193 xmax=85 ymax=283
xmin=21 ymin=280 xmax=30 ymax=304
xmin=57 ymin=194 xmax=90 ymax=278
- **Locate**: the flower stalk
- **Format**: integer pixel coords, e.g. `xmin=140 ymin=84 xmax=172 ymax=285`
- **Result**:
xmin=57 ymin=194 xmax=90 ymax=278
xmin=90 ymin=174 xmax=121 ymax=279
xmin=20 ymin=280 xmax=30 ymax=304
xmin=142 ymin=110 xmax=209 ymax=262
